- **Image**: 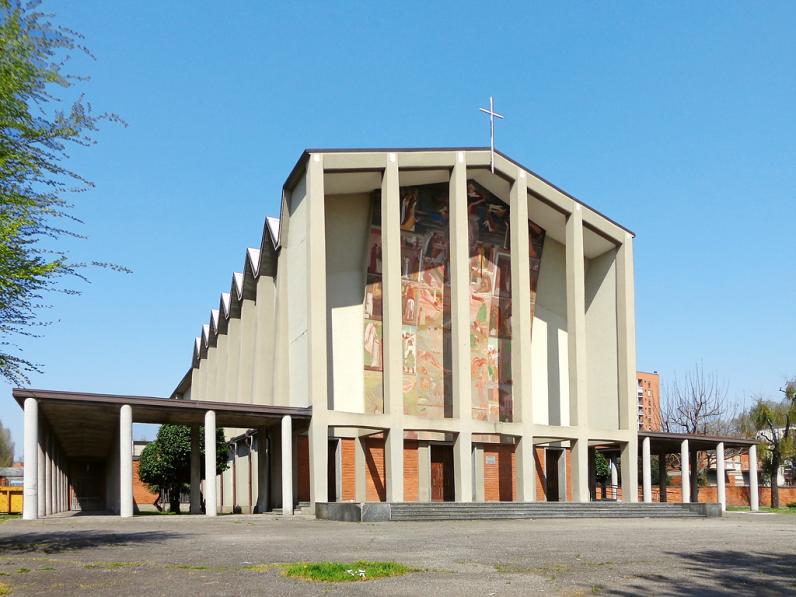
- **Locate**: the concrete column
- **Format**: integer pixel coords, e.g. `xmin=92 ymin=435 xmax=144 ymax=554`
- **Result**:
xmin=716 ymin=442 xmax=726 ymax=512
xmin=381 ymin=153 xmax=402 ymax=419
xmin=354 ymin=436 xmax=367 ymax=502
xmin=565 ymin=206 xmax=588 ymax=427
xmin=256 ymin=429 xmax=269 ymax=512
xmin=749 ymin=444 xmax=759 ymax=512
xmin=281 ymin=415 xmax=293 ymax=515
xmin=510 ymin=170 xmax=534 ymax=425
xmin=609 ymin=458 xmax=618 ymax=499
xmin=616 ymin=237 xmax=637 ymax=432
xmin=620 ymin=441 xmax=638 ymax=502
xmin=23 ymin=398 xmax=39 ymax=520
xmin=473 ymin=445 xmax=485 ymax=502
xmin=385 ymin=427 xmax=404 ymax=502
xmin=308 ymin=419 xmax=328 ymax=505
xmin=119 ymin=405 xmax=133 ymax=518
xmin=44 ymin=432 xmax=52 ymax=516
xmin=642 ymin=437 xmax=652 ymax=503
xmin=516 ymin=435 xmax=535 ymax=502
xmin=190 ymin=425 xmax=201 ymax=514
xmin=37 ymin=426 xmax=46 ymax=517
xmin=449 ymin=153 xmax=472 ymax=421
xmin=570 ymin=438 xmax=590 ymax=502
xmin=680 ymin=439 xmax=690 ymax=503
xmin=204 ymin=410 xmax=217 ymax=516
xmin=417 ymin=442 xmax=431 ymax=502
xmin=659 ymin=453 xmax=668 ymax=502
xmin=453 ymin=431 xmax=472 ymax=502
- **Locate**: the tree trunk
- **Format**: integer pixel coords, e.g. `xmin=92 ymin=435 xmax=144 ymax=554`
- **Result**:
xmin=770 ymin=454 xmax=780 ymax=509
xmin=170 ymin=485 xmax=181 ymax=514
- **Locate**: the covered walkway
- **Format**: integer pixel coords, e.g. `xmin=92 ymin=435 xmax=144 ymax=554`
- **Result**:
xmin=13 ymin=388 xmax=311 ymax=520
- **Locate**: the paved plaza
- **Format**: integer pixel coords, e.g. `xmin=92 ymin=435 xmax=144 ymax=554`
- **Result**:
xmin=0 ymin=513 xmax=793 ymax=596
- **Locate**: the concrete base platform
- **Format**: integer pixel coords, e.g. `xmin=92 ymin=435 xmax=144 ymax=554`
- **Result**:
xmin=315 ymin=501 xmax=722 ymax=522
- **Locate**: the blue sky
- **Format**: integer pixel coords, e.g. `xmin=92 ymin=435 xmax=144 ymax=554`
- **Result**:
xmin=3 ymin=1 xmax=795 ymax=453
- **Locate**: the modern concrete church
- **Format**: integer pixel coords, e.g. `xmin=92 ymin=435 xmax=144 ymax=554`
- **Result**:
xmin=17 ymin=147 xmax=759 ymax=520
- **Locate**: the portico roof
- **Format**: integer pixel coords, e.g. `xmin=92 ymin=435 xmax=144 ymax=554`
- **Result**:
xmin=639 ymin=430 xmax=758 ymax=454
xmin=12 ymin=388 xmax=311 ymax=461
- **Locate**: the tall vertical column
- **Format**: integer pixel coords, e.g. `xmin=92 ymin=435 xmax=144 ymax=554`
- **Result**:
xmin=23 ymin=398 xmax=39 ymax=520
xmin=609 ymin=457 xmax=618 ymax=499
xmin=616 ymin=236 xmax=637 ymax=432
xmin=190 ymin=424 xmax=201 ymax=513
xmin=473 ymin=445 xmax=485 ymax=502
xmin=642 ymin=437 xmax=652 ymax=503
xmin=749 ymin=444 xmax=759 ymax=512
xmin=622 ymin=437 xmax=639 ymax=503
xmin=453 ymin=431 xmax=472 ymax=502
xmin=716 ymin=442 xmax=726 ymax=512
xmin=385 ymin=428 xmax=404 ymax=502
xmin=204 ymin=410 xmax=217 ymax=516
xmin=417 ymin=442 xmax=431 ymax=502
xmin=37 ymin=426 xmax=45 ymax=517
xmin=680 ymin=439 xmax=690 ymax=504
xmin=570 ymin=438 xmax=590 ymax=502
xmin=281 ymin=416 xmax=293 ymax=515
xmin=119 ymin=405 xmax=133 ymax=518
xmin=516 ymin=435 xmax=536 ymax=501
xmin=45 ymin=432 xmax=52 ymax=516
xmin=565 ymin=206 xmax=588 ymax=428
xmin=306 ymin=153 xmax=329 ymax=504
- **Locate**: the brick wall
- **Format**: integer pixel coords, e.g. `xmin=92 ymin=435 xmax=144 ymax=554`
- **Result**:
xmin=403 ymin=440 xmax=419 ymax=502
xmin=642 ymin=484 xmax=796 ymax=507
xmin=132 ymin=460 xmax=159 ymax=508
xmin=340 ymin=438 xmax=356 ymax=501
xmin=483 ymin=444 xmax=517 ymax=501
xmin=364 ymin=438 xmax=386 ymax=501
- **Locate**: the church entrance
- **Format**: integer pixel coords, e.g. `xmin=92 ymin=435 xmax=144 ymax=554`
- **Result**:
xmin=430 ymin=445 xmax=454 ymax=502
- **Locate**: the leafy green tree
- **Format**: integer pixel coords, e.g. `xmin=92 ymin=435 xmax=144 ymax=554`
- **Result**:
xmin=0 ymin=0 xmax=126 ymax=384
xmin=0 ymin=420 xmax=14 ymax=466
xmin=138 ymin=425 xmax=228 ymax=513
xmin=739 ymin=380 xmax=795 ymax=508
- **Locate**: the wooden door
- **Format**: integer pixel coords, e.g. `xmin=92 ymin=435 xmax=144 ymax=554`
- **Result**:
xmin=431 ymin=445 xmax=454 ymax=502
xmin=546 ymin=449 xmax=561 ymax=502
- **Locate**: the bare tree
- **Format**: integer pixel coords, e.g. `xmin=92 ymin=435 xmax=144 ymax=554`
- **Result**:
xmin=661 ymin=362 xmax=737 ymax=500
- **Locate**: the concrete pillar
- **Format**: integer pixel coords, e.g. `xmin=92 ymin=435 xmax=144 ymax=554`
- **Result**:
xmin=308 ymin=419 xmax=328 ymax=505
xmin=37 ymin=426 xmax=46 ymax=517
xmin=473 ymin=445 xmax=485 ymax=502
xmin=204 ymin=410 xmax=217 ymax=516
xmin=509 ymin=169 xmax=533 ymax=427
xmin=642 ymin=436 xmax=652 ymax=503
xmin=190 ymin=424 xmax=201 ymax=513
xmin=680 ymin=439 xmax=690 ymax=503
xmin=44 ymin=432 xmax=52 ymax=516
xmin=23 ymin=398 xmax=39 ymax=520
xmin=281 ymin=415 xmax=293 ymax=515
xmin=716 ymin=442 xmax=726 ymax=512
xmin=570 ymin=438 xmax=590 ymax=502
xmin=659 ymin=453 xmax=668 ymax=502
xmin=354 ymin=436 xmax=367 ymax=502
xmin=749 ymin=444 xmax=759 ymax=512
xmin=609 ymin=458 xmax=618 ymax=499
xmin=516 ymin=435 xmax=535 ymax=502
xmin=565 ymin=206 xmax=588 ymax=427
xmin=417 ymin=442 xmax=431 ymax=502
xmin=453 ymin=431 xmax=472 ymax=502
xmin=385 ymin=427 xmax=404 ymax=502
xmin=119 ymin=405 xmax=133 ymax=518
xmin=256 ymin=429 xmax=269 ymax=512
xmin=616 ymin=236 xmax=637 ymax=433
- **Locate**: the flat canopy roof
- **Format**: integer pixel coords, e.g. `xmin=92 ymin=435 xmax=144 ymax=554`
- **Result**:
xmin=639 ymin=430 xmax=758 ymax=454
xmin=12 ymin=388 xmax=311 ymax=461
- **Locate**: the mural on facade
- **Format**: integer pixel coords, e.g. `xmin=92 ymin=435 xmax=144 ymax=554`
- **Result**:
xmin=468 ymin=181 xmax=545 ymax=422
xmin=362 ymin=180 xmax=544 ymax=420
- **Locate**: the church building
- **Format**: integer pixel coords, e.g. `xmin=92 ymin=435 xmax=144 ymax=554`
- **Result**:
xmin=181 ymin=147 xmax=640 ymax=512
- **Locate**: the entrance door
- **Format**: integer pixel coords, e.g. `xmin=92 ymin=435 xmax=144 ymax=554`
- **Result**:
xmin=430 ymin=445 xmax=455 ymax=502
xmin=546 ymin=449 xmax=562 ymax=502
xmin=327 ymin=439 xmax=337 ymax=502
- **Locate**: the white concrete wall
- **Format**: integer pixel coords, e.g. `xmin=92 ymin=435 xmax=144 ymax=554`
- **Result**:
xmin=585 ymin=249 xmax=620 ymax=431
xmin=325 ymin=193 xmax=370 ymax=414
xmin=531 ymin=238 xmax=570 ymax=426
xmin=252 ymin=276 xmax=276 ymax=405
xmin=287 ymin=176 xmax=309 ymax=407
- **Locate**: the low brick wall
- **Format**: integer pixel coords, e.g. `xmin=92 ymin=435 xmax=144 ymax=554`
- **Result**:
xmin=637 ymin=485 xmax=796 ymax=507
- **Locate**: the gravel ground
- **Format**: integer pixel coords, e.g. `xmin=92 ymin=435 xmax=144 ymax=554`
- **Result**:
xmin=0 ymin=511 xmax=793 ymax=596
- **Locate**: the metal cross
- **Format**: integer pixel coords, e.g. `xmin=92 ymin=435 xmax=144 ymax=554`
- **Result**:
xmin=479 ymin=96 xmax=504 ymax=173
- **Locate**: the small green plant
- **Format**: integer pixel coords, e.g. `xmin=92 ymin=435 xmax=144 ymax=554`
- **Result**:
xmin=283 ymin=561 xmax=411 ymax=582
xmin=0 ymin=582 xmax=10 ymax=595
xmin=786 ymin=502 xmax=796 ymax=509
xmin=165 ymin=563 xmax=209 ymax=571
xmin=15 ymin=568 xmax=29 ymax=574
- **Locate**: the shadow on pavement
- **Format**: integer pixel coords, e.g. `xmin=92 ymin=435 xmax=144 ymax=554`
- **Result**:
xmin=0 ymin=531 xmax=182 ymax=554
xmin=610 ymin=550 xmax=796 ymax=596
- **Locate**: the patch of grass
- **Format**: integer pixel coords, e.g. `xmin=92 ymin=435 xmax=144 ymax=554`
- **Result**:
xmin=592 ymin=584 xmax=605 ymax=594
xmin=0 ymin=582 xmax=10 ymax=595
xmin=15 ymin=568 xmax=29 ymax=574
xmin=165 ymin=563 xmax=209 ymax=571
xmin=0 ymin=573 xmax=7 ymax=577
xmin=243 ymin=564 xmax=274 ymax=573
xmin=38 ymin=566 xmax=55 ymax=571
xmin=84 ymin=561 xmax=144 ymax=570
xmin=0 ymin=515 xmax=20 ymax=524
xmin=282 ymin=561 xmax=412 ymax=582
xmin=727 ymin=506 xmax=796 ymax=514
